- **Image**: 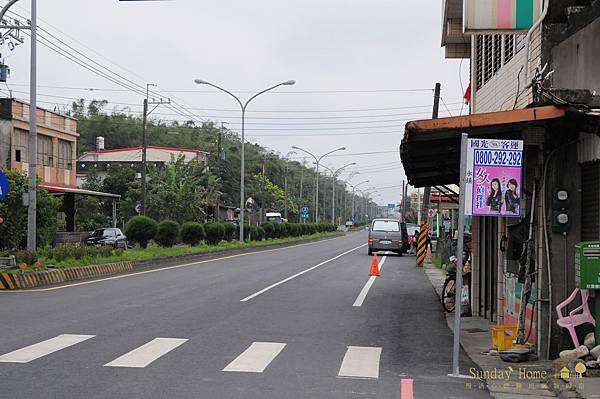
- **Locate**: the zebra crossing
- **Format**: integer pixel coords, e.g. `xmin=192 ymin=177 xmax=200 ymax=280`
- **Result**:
xmin=0 ymin=334 xmax=382 ymax=379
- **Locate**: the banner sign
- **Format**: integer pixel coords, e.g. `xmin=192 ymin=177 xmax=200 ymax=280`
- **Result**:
xmin=463 ymin=0 xmax=542 ymax=32
xmin=465 ymin=138 xmax=523 ymax=217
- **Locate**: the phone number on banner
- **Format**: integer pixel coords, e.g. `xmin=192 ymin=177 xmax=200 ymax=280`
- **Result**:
xmin=473 ymin=149 xmax=522 ymax=167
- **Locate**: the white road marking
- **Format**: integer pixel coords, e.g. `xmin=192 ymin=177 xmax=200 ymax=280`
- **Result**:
xmin=240 ymin=243 xmax=367 ymax=302
xmin=353 ymin=256 xmax=387 ymax=307
xmin=223 ymin=342 xmax=286 ymax=373
xmin=338 ymin=346 xmax=382 ymax=379
xmin=0 ymin=334 xmax=95 ymax=363
xmin=104 ymin=338 xmax=188 ymax=368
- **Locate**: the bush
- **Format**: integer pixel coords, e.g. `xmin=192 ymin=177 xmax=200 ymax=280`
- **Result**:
xmin=223 ymin=222 xmax=237 ymax=241
xmin=261 ymin=222 xmax=276 ymax=239
xmin=12 ymin=249 xmax=38 ymax=266
xmin=181 ymin=222 xmax=205 ymax=246
xmin=154 ymin=220 xmax=180 ymax=247
xmin=38 ymin=244 xmax=120 ymax=262
xmin=204 ymin=223 xmax=225 ymax=245
xmin=256 ymin=226 xmax=265 ymax=241
xmin=273 ymin=222 xmax=285 ymax=238
xmin=125 ymin=215 xmax=158 ymax=248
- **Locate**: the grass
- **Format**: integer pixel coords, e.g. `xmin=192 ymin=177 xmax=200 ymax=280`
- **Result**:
xmin=23 ymin=231 xmax=344 ymax=271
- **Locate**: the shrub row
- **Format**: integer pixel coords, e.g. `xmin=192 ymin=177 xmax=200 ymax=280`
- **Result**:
xmin=38 ymin=245 xmax=124 ymax=262
xmin=260 ymin=222 xmax=336 ymax=240
xmin=123 ymin=217 xmax=337 ymax=248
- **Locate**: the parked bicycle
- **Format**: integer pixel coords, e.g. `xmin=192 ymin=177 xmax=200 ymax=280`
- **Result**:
xmin=441 ymin=250 xmax=472 ymax=314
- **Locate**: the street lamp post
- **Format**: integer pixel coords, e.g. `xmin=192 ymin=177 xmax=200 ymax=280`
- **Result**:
xmin=194 ymin=79 xmax=295 ymax=241
xmin=283 ymin=151 xmax=296 ymax=220
xmin=291 ymin=146 xmax=346 ymax=223
xmin=349 ymin=180 xmax=369 ymax=222
xmin=321 ymin=163 xmax=356 ymax=225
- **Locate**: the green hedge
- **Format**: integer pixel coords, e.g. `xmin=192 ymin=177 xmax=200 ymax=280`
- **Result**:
xmin=38 ymin=244 xmax=123 ymax=263
xmin=204 ymin=222 xmax=225 ymax=245
xmin=181 ymin=222 xmax=205 ymax=246
xmin=154 ymin=220 xmax=180 ymax=247
xmin=125 ymin=215 xmax=158 ymax=248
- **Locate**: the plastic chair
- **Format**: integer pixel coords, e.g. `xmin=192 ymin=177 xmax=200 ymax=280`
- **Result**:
xmin=555 ymin=288 xmax=596 ymax=348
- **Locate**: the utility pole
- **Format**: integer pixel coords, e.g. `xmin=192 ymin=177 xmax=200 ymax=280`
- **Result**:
xmin=283 ymin=150 xmax=296 ymax=221
xmin=260 ymin=153 xmax=267 ymax=223
xmin=141 ymin=83 xmax=170 ymax=215
xmin=214 ymin=122 xmax=226 ymax=221
xmin=299 ymin=162 xmax=304 ymax=223
xmin=421 ymin=82 xmax=441 ymax=224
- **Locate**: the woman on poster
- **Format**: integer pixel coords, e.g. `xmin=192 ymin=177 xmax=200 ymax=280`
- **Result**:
xmin=485 ymin=178 xmax=503 ymax=213
xmin=504 ymin=178 xmax=520 ymax=214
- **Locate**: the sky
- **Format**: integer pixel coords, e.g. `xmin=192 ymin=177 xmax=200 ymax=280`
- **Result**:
xmin=1 ymin=0 xmax=469 ymax=206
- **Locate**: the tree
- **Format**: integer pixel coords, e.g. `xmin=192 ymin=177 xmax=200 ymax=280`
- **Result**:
xmin=0 ymin=169 xmax=62 ymax=250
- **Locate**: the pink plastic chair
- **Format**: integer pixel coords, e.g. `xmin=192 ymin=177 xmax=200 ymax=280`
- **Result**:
xmin=555 ymin=288 xmax=596 ymax=348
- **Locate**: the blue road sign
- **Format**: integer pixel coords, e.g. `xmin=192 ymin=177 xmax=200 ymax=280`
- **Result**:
xmin=0 ymin=171 xmax=8 ymax=201
xmin=300 ymin=206 xmax=309 ymax=215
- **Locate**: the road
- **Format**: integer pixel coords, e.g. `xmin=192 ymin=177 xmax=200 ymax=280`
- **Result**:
xmin=0 ymin=231 xmax=490 ymax=399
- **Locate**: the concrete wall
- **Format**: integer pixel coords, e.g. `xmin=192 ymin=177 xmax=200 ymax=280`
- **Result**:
xmin=551 ymin=17 xmax=600 ymax=92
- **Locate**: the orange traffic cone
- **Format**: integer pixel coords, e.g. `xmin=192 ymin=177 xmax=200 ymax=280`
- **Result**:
xmin=369 ymin=253 xmax=380 ymax=276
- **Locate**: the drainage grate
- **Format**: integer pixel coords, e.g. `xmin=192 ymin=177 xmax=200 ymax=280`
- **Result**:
xmin=465 ymin=328 xmax=487 ymax=333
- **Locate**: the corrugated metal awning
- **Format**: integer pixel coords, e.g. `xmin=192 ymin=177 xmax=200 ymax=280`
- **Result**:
xmin=400 ymin=105 xmax=567 ymax=187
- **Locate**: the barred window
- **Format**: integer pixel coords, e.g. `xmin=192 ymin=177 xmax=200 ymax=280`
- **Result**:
xmin=58 ymin=140 xmax=72 ymax=169
xmin=475 ymin=35 xmax=483 ymax=90
xmin=515 ymin=33 xmax=526 ymax=53
xmin=504 ymin=35 xmax=515 ymax=64
xmin=493 ymin=35 xmax=502 ymax=73
xmin=37 ymin=134 xmax=53 ymax=167
xmin=483 ymin=35 xmax=493 ymax=83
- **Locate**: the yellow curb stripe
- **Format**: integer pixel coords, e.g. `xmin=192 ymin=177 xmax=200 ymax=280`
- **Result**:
xmin=13 ymin=275 xmax=21 ymax=289
xmin=2 ymin=273 xmax=15 ymax=290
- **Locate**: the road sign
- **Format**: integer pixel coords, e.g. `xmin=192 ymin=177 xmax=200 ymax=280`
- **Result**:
xmin=387 ymin=203 xmax=395 ymax=209
xmin=300 ymin=206 xmax=309 ymax=215
xmin=0 ymin=170 xmax=9 ymax=201
xmin=427 ymin=208 xmax=436 ymax=218
xmin=134 ymin=202 xmax=142 ymax=214
xmin=300 ymin=213 xmax=309 ymax=220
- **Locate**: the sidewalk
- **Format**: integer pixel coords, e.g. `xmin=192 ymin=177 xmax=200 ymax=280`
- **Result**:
xmin=423 ymin=263 xmax=558 ymax=398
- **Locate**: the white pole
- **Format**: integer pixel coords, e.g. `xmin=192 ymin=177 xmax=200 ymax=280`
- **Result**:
xmin=450 ymin=133 xmax=468 ymax=377
xmin=27 ymin=0 xmax=37 ymax=252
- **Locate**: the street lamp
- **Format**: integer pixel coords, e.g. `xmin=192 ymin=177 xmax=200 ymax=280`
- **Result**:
xmin=340 ymin=172 xmax=359 ymax=222
xmin=283 ymin=150 xmax=296 ymax=220
xmin=321 ymin=163 xmax=356 ymax=225
xmin=291 ymin=146 xmax=346 ymax=222
xmin=194 ymin=78 xmax=295 ymax=241
xmin=349 ymin=180 xmax=369 ymax=222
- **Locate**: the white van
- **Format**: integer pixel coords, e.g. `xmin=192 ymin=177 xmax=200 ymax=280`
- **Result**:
xmin=265 ymin=212 xmax=283 ymax=223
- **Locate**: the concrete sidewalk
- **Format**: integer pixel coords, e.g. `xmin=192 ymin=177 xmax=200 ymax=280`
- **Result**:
xmin=423 ymin=263 xmax=558 ymax=398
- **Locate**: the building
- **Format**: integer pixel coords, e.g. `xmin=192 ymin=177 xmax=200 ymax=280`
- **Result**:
xmin=401 ymin=1 xmax=600 ymax=359
xmin=76 ymin=145 xmax=209 ymax=186
xmin=0 ymin=98 xmax=77 ymax=186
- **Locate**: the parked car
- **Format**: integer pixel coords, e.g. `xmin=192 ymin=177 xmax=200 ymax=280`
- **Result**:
xmin=367 ymin=218 xmax=409 ymax=256
xmin=86 ymin=228 xmax=127 ymax=249
xmin=345 ymin=220 xmax=354 ymax=228
xmin=265 ymin=212 xmax=283 ymax=223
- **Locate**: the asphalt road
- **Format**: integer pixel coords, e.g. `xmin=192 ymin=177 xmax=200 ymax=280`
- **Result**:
xmin=0 ymin=231 xmax=490 ymax=399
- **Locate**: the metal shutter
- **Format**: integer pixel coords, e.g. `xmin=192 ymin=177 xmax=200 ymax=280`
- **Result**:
xmin=581 ymin=163 xmax=600 ymax=241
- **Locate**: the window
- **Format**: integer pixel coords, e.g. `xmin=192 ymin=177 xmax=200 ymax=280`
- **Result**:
xmin=483 ymin=35 xmax=493 ymax=84
xmin=475 ymin=36 xmax=483 ymax=90
xmin=371 ymin=220 xmax=400 ymax=232
xmin=504 ymin=35 xmax=514 ymax=64
xmin=37 ymin=135 xmax=53 ymax=166
xmin=13 ymin=129 xmax=28 ymax=163
xmin=58 ymin=140 xmax=73 ymax=169
xmin=493 ymin=35 xmax=502 ymax=74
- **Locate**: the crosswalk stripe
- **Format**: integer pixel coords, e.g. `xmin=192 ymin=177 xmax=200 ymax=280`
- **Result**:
xmin=223 ymin=342 xmax=286 ymax=373
xmin=338 ymin=346 xmax=382 ymax=379
xmin=104 ymin=338 xmax=188 ymax=368
xmin=0 ymin=334 xmax=95 ymax=363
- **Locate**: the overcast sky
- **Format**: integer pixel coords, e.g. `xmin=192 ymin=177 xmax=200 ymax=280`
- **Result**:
xmin=2 ymin=0 xmax=469 ymax=205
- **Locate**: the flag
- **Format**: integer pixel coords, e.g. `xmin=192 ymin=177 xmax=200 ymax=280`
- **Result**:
xmin=463 ymin=83 xmax=471 ymax=105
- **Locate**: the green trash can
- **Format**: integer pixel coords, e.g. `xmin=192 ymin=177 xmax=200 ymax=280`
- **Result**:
xmin=575 ymin=242 xmax=600 ymax=344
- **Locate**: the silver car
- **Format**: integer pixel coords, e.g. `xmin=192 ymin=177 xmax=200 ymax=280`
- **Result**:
xmin=367 ymin=218 xmax=409 ymax=256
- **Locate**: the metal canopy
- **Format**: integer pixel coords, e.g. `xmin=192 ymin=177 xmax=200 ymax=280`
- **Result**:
xmin=400 ymin=105 xmax=567 ymax=187
xmin=40 ymin=184 xmax=121 ymax=199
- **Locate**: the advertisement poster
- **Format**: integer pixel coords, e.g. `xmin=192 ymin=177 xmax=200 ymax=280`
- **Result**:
xmin=465 ymin=138 xmax=523 ymax=217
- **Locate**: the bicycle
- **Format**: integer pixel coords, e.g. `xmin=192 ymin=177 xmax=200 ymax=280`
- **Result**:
xmin=441 ymin=250 xmax=472 ymax=313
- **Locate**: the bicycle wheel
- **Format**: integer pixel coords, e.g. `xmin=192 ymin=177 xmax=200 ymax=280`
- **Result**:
xmin=441 ymin=278 xmax=456 ymax=313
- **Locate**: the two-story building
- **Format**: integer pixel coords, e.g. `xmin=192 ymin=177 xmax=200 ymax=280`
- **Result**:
xmin=401 ymin=1 xmax=600 ymax=359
